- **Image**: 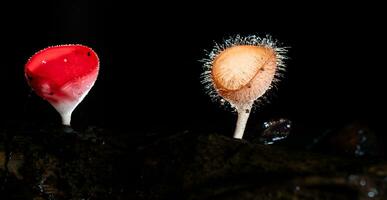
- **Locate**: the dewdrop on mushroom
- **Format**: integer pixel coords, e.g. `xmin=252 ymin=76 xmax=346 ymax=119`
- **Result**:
xmin=25 ymin=44 xmax=99 ymax=126
xmin=202 ymin=35 xmax=287 ymax=139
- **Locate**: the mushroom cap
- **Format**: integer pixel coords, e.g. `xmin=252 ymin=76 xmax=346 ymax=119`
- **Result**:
xmin=25 ymin=44 xmax=99 ymax=103
xmin=212 ymin=45 xmax=277 ymax=105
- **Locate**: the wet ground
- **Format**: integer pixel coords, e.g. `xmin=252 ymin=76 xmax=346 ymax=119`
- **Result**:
xmin=1 ymin=121 xmax=387 ymax=199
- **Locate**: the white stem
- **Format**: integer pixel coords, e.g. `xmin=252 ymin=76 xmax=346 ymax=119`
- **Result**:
xmin=61 ymin=112 xmax=72 ymax=126
xmin=233 ymin=103 xmax=253 ymax=139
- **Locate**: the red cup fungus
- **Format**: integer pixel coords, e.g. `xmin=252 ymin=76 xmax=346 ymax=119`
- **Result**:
xmin=25 ymin=44 xmax=99 ymax=126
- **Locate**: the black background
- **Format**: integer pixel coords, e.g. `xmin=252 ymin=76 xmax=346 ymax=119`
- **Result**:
xmin=1 ymin=1 xmax=385 ymax=137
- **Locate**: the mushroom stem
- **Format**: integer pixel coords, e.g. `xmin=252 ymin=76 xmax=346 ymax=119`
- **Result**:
xmin=60 ymin=112 xmax=72 ymax=126
xmin=233 ymin=103 xmax=253 ymax=139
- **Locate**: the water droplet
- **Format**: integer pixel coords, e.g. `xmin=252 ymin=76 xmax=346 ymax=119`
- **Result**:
xmin=219 ymin=99 xmax=226 ymax=105
xmin=64 ymin=58 xmax=68 ymax=62
xmin=259 ymin=118 xmax=292 ymax=145
xmin=360 ymin=178 xmax=367 ymax=186
xmin=286 ymin=124 xmax=291 ymax=128
xmin=355 ymin=145 xmax=365 ymax=157
xmin=41 ymin=60 xmax=47 ymax=64
xmin=368 ymin=188 xmax=378 ymax=198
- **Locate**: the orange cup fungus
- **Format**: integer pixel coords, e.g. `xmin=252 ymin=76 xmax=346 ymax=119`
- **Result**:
xmin=202 ymin=35 xmax=287 ymax=139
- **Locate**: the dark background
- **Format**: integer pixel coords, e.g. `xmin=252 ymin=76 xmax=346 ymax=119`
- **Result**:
xmin=1 ymin=1 xmax=385 ymax=137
